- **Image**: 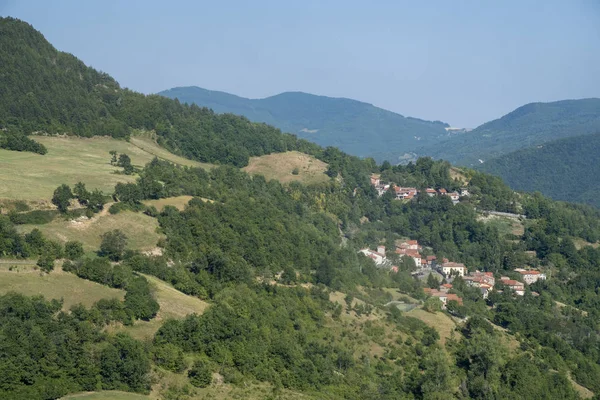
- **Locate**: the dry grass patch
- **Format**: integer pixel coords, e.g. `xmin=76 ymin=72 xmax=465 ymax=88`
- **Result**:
xmin=407 ymin=308 xmax=458 ymax=345
xmin=143 ymin=196 xmax=194 ymax=212
xmin=17 ymin=210 xmax=163 ymax=253
xmin=112 ymin=274 xmax=209 ymax=341
xmin=243 ymin=151 xmax=329 ymax=185
xmin=0 ymin=264 xmax=125 ymax=310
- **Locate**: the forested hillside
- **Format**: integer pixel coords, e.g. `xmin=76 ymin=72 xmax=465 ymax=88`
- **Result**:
xmin=418 ymin=98 xmax=600 ymax=166
xmin=0 ymin=17 xmax=322 ymax=167
xmin=159 ymin=86 xmax=451 ymax=162
xmin=1 ymin=16 xmax=600 ymax=400
xmin=480 ymin=132 xmax=600 ymax=207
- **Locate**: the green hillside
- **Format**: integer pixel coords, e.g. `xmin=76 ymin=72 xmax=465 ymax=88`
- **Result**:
xmin=159 ymin=86 xmax=451 ymax=161
xmin=0 ymin=17 xmax=322 ymax=168
xmin=480 ymin=132 xmax=600 ymax=207
xmin=418 ymin=98 xmax=600 ymax=166
xmin=2 ymin=16 xmax=600 ymax=400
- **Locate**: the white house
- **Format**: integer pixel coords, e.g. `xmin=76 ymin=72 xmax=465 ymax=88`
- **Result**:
xmin=441 ymin=262 xmax=467 ymax=277
xmin=515 ymin=269 xmax=547 ymax=285
xmin=359 ymin=246 xmax=388 ymax=266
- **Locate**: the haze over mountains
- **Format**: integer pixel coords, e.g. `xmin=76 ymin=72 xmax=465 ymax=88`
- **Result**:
xmin=159 ymin=86 xmax=451 ymax=162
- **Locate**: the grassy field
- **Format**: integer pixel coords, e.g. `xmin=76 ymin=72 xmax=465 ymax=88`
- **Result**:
xmin=16 ymin=210 xmax=163 ymax=253
xmin=143 ymin=195 xmax=194 ymax=211
xmin=0 ymin=264 xmax=125 ymax=310
xmin=243 ymin=151 xmax=329 ymax=185
xmin=109 ymin=274 xmax=209 ymax=341
xmin=407 ymin=308 xmax=459 ymax=345
xmin=129 ymin=132 xmax=213 ymax=169
xmin=0 ymin=135 xmax=209 ymax=202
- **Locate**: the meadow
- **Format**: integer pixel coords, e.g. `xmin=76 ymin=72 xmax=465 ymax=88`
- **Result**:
xmin=243 ymin=151 xmax=329 ymax=185
xmin=0 ymin=134 xmax=209 ymax=202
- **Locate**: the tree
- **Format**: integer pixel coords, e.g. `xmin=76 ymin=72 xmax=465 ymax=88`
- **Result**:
xmin=37 ymin=254 xmax=54 ymax=273
xmin=99 ymin=229 xmax=128 ymax=261
xmin=65 ymin=241 xmax=84 ymax=260
xmin=117 ymin=153 xmax=134 ymax=175
xmin=423 ymin=297 xmax=442 ymax=313
xmin=109 ymin=150 xmax=117 ymax=165
xmin=188 ymin=360 xmax=212 ymax=388
xmin=73 ymin=182 xmax=90 ymax=205
xmin=427 ymin=272 xmax=440 ymax=289
xmin=52 ymin=184 xmax=73 ymax=213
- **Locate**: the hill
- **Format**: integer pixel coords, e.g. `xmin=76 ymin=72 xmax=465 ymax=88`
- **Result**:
xmin=418 ymin=98 xmax=600 ymax=166
xmin=2 ymin=16 xmax=600 ymax=400
xmin=159 ymin=86 xmax=451 ymax=162
xmin=0 ymin=17 xmax=323 ymax=168
xmin=479 ymin=132 xmax=600 ymax=207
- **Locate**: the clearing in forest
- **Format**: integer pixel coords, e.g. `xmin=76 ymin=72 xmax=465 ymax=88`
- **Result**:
xmin=16 ymin=210 xmax=163 ymax=253
xmin=110 ymin=274 xmax=209 ymax=341
xmin=243 ymin=151 xmax=329 ymax=185
xmin=0 ymin=264 xmax=125 ymax=310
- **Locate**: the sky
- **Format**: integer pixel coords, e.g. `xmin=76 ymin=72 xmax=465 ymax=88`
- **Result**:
xmin=2 ymin=0 xmax=599 ymax=127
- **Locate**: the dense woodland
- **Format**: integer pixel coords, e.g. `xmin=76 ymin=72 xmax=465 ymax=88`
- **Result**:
xmin=418 ymin=98 xmax=600 ymax=166
xmin=1 ymin=16 xmax=600 ymax=400
xmin=480 ymin=132 xmax=600 ymax=208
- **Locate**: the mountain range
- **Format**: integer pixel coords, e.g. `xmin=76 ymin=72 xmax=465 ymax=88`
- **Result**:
xmin=418 ymin=98 xmax=600 ymax=166
xmin=159 ymin=86 xmax=451 ymax=162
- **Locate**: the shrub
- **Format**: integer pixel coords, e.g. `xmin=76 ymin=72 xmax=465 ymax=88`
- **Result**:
xmin=188 ymin=360 xmax=213 ymax=388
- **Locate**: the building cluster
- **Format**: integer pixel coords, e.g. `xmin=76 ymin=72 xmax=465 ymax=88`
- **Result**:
xmin=359 ymin=240 xmax=547 ymax=303
xmin=370 ymin=175 xmax=468 ymax=204
xmin=424 ymin=284 xmax=463 ymax=309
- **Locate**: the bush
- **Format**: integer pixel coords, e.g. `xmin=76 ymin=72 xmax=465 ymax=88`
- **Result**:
xmin=188 ymin=360 xmax=213 ymax=388
xmin=9 ymin=209 xmax=56 ymax=225
xmin=99 ymin=229 xmax=128 ymax=261
xmin=153 ymin=344 xmax=186 ymax=373
xmin=65 ymin=241 xmax=84 ymax=260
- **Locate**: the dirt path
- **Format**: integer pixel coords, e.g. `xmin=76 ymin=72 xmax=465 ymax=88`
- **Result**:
xmin=68 ymin=202 xmax=113 ymax=230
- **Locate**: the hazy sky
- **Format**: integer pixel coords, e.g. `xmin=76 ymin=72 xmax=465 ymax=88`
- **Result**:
xmin=2 ymin=0 xmax=599 ymax=127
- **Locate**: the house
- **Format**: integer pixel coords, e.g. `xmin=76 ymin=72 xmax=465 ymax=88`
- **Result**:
xmin=441 ymin=262 xmax=467 ymax=277
xmin=395 ymin=187 xmax=417 ymax=200
xmin=426 ymin=255 xmax=437 ymax=267
xmin=440 ymin=283 xmax=453 ymax=292
xmin=424 ymin=288 xmax=463 ymax=309
xmin=479 ymin=283 xmax=493 ymax=299
xmin=449 ymin=192 xmax=460 ymax=203
xmin=515 ymin=268 xmax=546 ymax=285
xmin=359 ymin=245 xmax=388 ymax=266
xmin=500 ymin=277 xmax=525 ymax=296
xmin=460 ymin=188 xmax=470 ymax=197
xmin=464 ymin=271 xmax=495 ymax=287
xmin=425 ymin=188 xmax=437 ymax=197
xmin=398 ymin=240 xmax=420 ymax=251
xmin=438 ymin=188 xmax=447 ymax=195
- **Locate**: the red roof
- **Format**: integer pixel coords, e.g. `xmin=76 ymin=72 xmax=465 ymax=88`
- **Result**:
xmin=408 ymin=240 xmax=418 ymax=245
xmin=427 ymin=255 xmax=437 ymax=261
xmin=442 ymin=283 xmax=452 ymax=288
xmin=520 ymin=270 xmax=541 ymax=275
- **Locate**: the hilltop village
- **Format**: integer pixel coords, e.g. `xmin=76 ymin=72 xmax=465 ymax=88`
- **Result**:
xmin=370 ymin=174 xmax=468 ymax=204
xmin=361 ymin=175 xmax=547 ymax=311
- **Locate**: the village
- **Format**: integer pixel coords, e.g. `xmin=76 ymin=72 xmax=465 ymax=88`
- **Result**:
xmin=370 ymin=174 xmax=469 ymax=204
xmin=359 ymin=239 xmax=547 ymax=310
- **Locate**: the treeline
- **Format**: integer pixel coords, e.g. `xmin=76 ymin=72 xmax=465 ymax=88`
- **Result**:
xmin=0 ymin=293 xmax=151 ymax=399
xmin=0 ymin=130 xmax=47 ymax=154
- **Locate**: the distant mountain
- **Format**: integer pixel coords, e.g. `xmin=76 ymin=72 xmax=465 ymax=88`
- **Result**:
xmin=159 ymin=86 xmax=451 ymax=161
xmin=417 ymin=98 xmax=600 ymax=166
xmin=479 ymin=132 xmax=600 ymax=207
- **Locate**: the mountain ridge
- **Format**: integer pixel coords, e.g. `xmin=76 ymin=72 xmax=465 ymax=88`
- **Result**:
xmin=159 ymin=86 xmax=451 ymax=161
xmin=417 ymin=98 xmax=600 ymax=166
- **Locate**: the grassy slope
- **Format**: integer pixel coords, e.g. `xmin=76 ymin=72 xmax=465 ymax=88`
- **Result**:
xmin=16 ymin=210 xmax=163 ymax=253
xmin=243 ymin=151 xmax=329 ymax=185
xmin=0 ymin=264 xmax=125 ymax=310
xmin=108 ymin=274 xmax=209 ymax=341
xmin=62 ymin=391 xmax=149 ymax=400
xmin=143 ymin=196 xmax=194 ymax=212
xmin=0 ymin=135 xmax=210 ymax=202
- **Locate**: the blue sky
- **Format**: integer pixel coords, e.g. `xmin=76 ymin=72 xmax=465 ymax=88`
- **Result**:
xmin=2 ymin=0 xmax=599 ymax=127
